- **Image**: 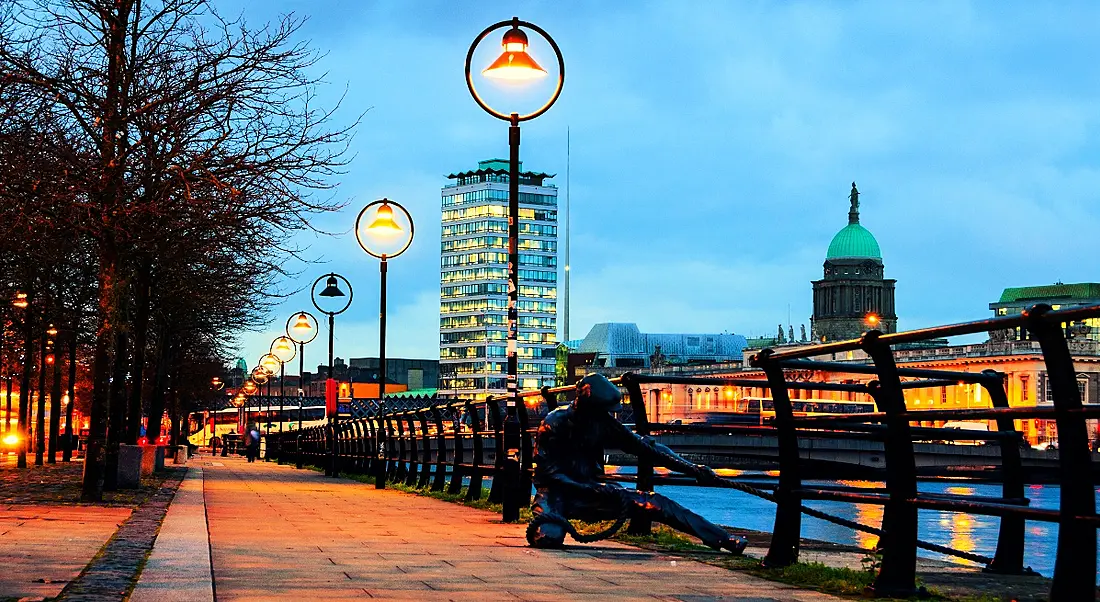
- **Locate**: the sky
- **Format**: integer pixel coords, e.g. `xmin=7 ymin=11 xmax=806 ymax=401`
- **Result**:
xmin=224 ymin=0 xmax=1100 ymax=369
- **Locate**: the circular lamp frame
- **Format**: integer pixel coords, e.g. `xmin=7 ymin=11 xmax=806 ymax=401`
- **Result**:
xmin=258 ymin=354 xmax=281 ymax=377
xmin=465 ymin=17 xmax=565 ymax=123
xmin=354 ymin=199 xmax=415 ymax=260
xmin=270 ymin=336 xmax=297 ymax=364
xmin=286 ymin=311 xmax=320 ymax=345
xmin=310 ymin=273 xmax=353 ymax=317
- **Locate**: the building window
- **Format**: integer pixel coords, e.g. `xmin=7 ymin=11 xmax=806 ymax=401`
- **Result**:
xmin=1079 ymin=376 xmax=1089 ymax=404
xmin=1020 ymin=376 xmax=1029 ymax=402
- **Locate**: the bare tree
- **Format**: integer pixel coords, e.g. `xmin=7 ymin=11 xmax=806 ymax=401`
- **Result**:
xmin=1 ymin=0 xmax=354 ymax=500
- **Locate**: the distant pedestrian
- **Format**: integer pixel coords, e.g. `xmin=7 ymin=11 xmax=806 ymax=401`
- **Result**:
xmin=247 ymin=429 xmax=261 ymax=462
xmin=211 ymin=436 xmax=220 ymax=456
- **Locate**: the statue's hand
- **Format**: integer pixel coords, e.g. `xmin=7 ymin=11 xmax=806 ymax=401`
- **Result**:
xmin=694 ymin=464 xmax=721 ymax=486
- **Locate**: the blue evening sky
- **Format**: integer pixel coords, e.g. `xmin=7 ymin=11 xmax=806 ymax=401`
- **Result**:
xmin=226 ymin=1 xmax=1100 ymax=368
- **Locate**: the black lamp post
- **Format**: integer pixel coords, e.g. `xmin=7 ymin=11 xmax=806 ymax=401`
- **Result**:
xmin=286 ymin=312 xmax=319 ymax=431
xmin=270 ymin=336 xmax=296 ymax=434
xmin=466 ymin=17 xmax=564 ymax=521
xmin=311 ymin=273 xmax=351 ymax=477
xmin=355 ymin=199 xmax=415 ymax=490
xmin=259 ymin=353 xmax=280 ymax=438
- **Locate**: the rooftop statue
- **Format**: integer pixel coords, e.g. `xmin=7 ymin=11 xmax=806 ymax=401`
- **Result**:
xmin=526 ymin=374 xmax=748 ymax=554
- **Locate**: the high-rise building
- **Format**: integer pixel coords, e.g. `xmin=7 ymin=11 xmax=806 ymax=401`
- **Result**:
xmin=439 ymin=159 xmax=559 ymax=398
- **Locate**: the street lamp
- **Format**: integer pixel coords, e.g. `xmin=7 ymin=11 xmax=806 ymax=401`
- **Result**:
xmin=270 ymin=336 xmax=296 ymax=433
xmin=286 ymin=311 xmax=319 ymax=430
xmin=466 ymin=17 xmax=564 ymax=521
xmin=259 ymin=353 xmax=280 ymax=435
xmin=355 ymin=199 xmax=415 ymax=406
xmin=312 ymin=272 xmax=349 ymax=424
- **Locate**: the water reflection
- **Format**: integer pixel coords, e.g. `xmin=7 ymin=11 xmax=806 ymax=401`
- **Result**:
xmin=655 ymin=475 xmax=1100 ymax=579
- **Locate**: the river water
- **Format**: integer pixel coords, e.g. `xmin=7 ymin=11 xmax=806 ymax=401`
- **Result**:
xmin=655 ymin=476 xmax=1099 ymax=578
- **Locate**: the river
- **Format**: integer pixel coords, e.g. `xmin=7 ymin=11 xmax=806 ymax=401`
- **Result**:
xmin=656 ymin=476 xmax=1099 ymax=578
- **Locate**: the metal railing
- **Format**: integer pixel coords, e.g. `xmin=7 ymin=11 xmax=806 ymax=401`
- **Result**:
xmin=266 ymin=303 xmax=1100 ymax=599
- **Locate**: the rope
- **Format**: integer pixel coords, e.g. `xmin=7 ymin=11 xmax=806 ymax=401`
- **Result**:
xmin=707 ymin=476 xmax=994 ymax=565
xmin=526 ymin=490 xmax=633 ymax=546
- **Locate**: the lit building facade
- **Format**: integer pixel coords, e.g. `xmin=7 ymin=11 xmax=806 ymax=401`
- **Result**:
xmin=989 ymin=282 xmax=1100 ymax=342
xmin=439 ymin=159 xmax=558 ymax=398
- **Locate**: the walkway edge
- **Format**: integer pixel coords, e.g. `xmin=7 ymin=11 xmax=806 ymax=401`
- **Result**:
xmin=129 ymin=467 xmax=213 ymax=602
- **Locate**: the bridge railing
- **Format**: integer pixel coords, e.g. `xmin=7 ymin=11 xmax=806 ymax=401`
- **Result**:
xmin=265 ymin=302 xmax=1100 ymax=599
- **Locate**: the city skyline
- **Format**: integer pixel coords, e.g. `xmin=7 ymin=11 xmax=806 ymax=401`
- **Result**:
xmin=229 ymin=1 xmax=1100 ymax=363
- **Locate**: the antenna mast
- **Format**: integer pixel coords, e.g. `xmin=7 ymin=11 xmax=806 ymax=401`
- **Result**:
xmin=564 ymin=127 xmax=571 ymax=344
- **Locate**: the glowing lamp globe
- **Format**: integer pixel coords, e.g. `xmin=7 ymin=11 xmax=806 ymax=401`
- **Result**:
xmin=259 ymin=354 xmax=281 ymax=375
xmin=270 ymin=336 xmax=296 ymax=363
xmin=483 ymin=26 xmax=547 ymax=81
xmin=367 ymin=203 xmax=403 ymax=236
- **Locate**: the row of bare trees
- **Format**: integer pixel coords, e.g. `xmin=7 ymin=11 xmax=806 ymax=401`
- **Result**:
xmin=0 ymin=0 xmax=354 ymax=500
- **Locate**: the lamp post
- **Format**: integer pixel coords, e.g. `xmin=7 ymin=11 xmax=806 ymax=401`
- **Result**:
xmin=259 ymin=353 xmax=280 ymax=437
xmin=286 ymin=312 xmax=319 ymax=430
xmin=355 ymin=199 xmax=415 ymax=403
xmin=311 ymin=273 xmax=352 ymax=477
xmin=466 ymin=17 xmax=564 ymax=521
xmin=270 ymin=336 xmax=296 ymax=433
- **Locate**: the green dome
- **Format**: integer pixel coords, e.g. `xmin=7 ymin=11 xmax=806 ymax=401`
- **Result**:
xmin=826 ymin=223 xmax=881 ymax=260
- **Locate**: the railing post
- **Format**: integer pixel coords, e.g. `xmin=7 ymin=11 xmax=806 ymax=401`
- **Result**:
xmin=753 ymin=350 xmax=802 ymax=568
xmin=448 ymin=405 xmax=465 ymax=495
xmin=622 ymin=373 xmax=653 ymax=536
xmin=465 ymin=400 xmax=484 ymax=501
xmin=295 ymin=433 xmax=303 ymax=469
xmin=516 ymin=395 xmax=534 ymax=509
xmin=394 ymin=411 xmax=408 ymax=483
xmin=430 ymin=404 xmax=447 ymax=492
xmin=417 ymin=410 xmax=432 ymax=489
xmin=1027 ymin=304 xmax=1096 ymax=599
xmin=862 ymin=332 xmax=920 ymax=598
xmin=405 ymin=412 xmax=420 ymax=486
xmin=486 ymin=396 xmax=504 ymax=503
xmin=981 ymin=370 xmax=1029 ymax=575
xmin=375 ymin=403 xmax=389 ymax=489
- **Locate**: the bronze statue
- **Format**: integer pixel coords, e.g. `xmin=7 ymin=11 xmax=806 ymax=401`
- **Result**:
xmin=527 ymin=374 xmax=748 ymax=553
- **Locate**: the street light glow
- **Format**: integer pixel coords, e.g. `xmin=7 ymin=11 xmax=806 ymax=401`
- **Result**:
xmin=12 ymin=292 xmax=28 ymax=309
xmin=483 ymin=26 xmax=547 ymax=81
xmin=366 ymin=202 xmax=402 ymax=236
xmin=271 ymin=336 xmax=296 ymax=363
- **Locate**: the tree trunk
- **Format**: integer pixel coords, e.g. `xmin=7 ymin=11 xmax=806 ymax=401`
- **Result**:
xmin=35 ymin=331 xmax=47 ymax=465
xmin=146 ymin=327 xmax=171 ymax=442
xmin=125 ymin=259 xmax=151 ymax=444
xmin=63 ymin=332 xmax=77 ymax=462
xmin=104 ymin=320 xmax=129 ymax=490
xmin=48 ymin=328 xmax=62 ymax=463
xmin=81 ymin=245 xmax=118 ymax=502
xmin=17 ymin=284 xmax=34 ymax=469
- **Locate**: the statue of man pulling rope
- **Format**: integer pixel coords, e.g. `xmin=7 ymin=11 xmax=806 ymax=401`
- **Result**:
xmin=527 ymin=374 xmax=748 ymax=554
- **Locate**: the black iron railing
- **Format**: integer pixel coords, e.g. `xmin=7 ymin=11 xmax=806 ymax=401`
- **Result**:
xmin=265 ymin=303 xmax=1100 ymax=599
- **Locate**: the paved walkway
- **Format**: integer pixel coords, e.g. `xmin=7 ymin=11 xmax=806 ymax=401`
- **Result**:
xmin=0 ymin=504 xmax=131 ymax=599
xmin=173 ymin=455 xmax=839 ymax=601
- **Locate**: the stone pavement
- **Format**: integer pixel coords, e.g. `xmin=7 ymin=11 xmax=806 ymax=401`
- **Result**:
xmin=0 ymin=504 xmax=132 ymax=599
xmin=194 ymin=455 xmax=840 ymax=601
xmin=130 ymin=467 xmax=214 ymax=602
